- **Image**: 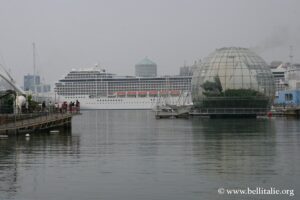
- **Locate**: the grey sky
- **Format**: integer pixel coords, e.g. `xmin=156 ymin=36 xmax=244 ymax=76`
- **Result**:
xmin=0 ymin=0 xmax=299 ymax=87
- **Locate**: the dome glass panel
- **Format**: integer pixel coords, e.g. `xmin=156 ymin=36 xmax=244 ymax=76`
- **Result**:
xmin=192 ymin=47 xmax=275 ymax=111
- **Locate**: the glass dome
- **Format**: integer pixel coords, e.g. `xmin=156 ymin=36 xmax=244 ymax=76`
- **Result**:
xmin=192 ymin=47 xmax=275 ymax=111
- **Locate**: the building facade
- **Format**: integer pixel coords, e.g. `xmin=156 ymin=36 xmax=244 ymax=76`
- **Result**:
xmin=24 ymin=74 xmax=51 ymax=93
xmin=179 ymin=61 xmax=199 ymax=76
xmin=274 ymin=64 xmax=300 ymax=106
xmin=275 ymin=90 xmax=300 ymax=106
xmin=135 ymin=57 xmax=157 ymax=77
xmin=24 ymin=74 xmax=40 ymax=91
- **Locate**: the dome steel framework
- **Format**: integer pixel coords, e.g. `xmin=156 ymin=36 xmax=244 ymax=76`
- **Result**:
xmin=191 ymin=47 xmax=275 ymax=117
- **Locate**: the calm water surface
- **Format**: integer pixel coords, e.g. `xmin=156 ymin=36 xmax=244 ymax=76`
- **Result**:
xmin=0 ymin=110 xmax=299 ymax=200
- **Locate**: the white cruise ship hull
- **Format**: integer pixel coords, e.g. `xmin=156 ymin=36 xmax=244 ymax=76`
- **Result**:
xmin=55 ymin=66 xmax=192 ymax=110
xmin=58 ymin=96 xmax=181 ymax=110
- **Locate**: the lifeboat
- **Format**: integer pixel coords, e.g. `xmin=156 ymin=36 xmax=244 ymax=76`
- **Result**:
xmin=138 ymin=91 xmax=147 ymax=96
xmin=149 ymin=90 xmax=158 ymax=95
xmin=127 ymin=91 xmax=137 ymax=96
xmin=159 ymin=90 xmax=169 ymax=95
xmin=149 ymin=90 xmax=158 ymax=96
xmin=170 ymin=90 xmax=180 ymax=96
xmin=116 ymin=91 xmax=126 ymax=96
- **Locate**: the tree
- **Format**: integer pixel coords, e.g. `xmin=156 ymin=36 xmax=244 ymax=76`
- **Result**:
xmin=201 ymin=76 xmax=223 ymax=96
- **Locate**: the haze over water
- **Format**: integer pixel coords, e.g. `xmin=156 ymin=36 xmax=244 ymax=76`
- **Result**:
xmin=0 ymin=110 xmax=299 ymax=199
xmin=1 ymin=0 xmax=300 ymax=85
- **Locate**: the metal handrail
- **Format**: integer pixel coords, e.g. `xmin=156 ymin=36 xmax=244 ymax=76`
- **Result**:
xmin=193 ymin=108 xmax=268 ymax=114
xmin=0 ymin=112 xmax=72 ymax=131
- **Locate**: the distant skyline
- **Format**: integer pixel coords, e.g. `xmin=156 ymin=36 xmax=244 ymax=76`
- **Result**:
xmin=0 ymin=0 xmax=300 ymax=87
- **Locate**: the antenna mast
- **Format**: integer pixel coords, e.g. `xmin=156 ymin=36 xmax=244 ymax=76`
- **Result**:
xmin=33 ymin=42 xmax=36 ymax=94
xmin=289 ymin=45 xmax=294 ymax=67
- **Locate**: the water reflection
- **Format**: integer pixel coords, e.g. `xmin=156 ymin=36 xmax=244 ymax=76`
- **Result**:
xmin=0 ymin=129 xmax=80 ymax=200
xmin=191 ymin=118 xmax=277 ymax=182
xmin=73 ymin=110 xmax=161 ymax=158
xmin=0 ymin=138 xmax=18 ymax=200
xmin=0 ymin=111 xmax=299 ymax=200
xmin=272 ymin=118 xmax=300 ymax=177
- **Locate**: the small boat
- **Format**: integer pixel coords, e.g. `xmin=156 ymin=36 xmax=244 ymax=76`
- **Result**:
xmin=0 ymin=135 xmax=8 ymax=139
xmin=154 ymin=91 xmax=193 ymax=119
xmin=50 ymin=130 xmax=60 ymax=134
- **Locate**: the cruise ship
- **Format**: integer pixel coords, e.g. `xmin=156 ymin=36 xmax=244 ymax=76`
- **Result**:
xmin=55 ymin=66 xmax=192 ymax=109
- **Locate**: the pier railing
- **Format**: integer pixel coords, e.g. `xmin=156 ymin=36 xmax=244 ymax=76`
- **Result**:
xmin=190 ymin=108 xmax=268 ymax=116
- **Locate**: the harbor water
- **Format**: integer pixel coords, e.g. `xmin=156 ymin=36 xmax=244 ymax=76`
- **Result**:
xmin=0 ymin=110 xmax=299 ymax=199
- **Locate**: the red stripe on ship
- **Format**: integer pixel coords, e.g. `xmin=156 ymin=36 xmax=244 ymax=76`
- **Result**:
xmin=127 ymin=91 xmax=137 ymax=95
xmin=159 ymin=90 xmax=169 ymax=95
xmin=149 ymin=90 xmax=158 ymax=95
xmin=170 ymin=90 xmax=180 ymax=95
xmin=138 ymin=91 xmax=147 ymax=95
xmin=116 ymin=91 xmax=126 ymax=95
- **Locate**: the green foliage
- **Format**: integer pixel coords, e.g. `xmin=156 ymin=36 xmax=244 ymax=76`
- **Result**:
xmin=27 ymin=95 xmax=39 ymax=112
xmin=27 ymin=94 xmax=32 ymax=102
xmin=202 ymin=81 xmax=264 ymax=98
xmin=195 ymin=85 xmax=269 ymax=109
xmin=201 ymin=74 xmax=265 ymax=98
xmin=199 ymin=97 xmax=269 ymax=108
xmin=221 ymin=89 xmax=264 ymax=97
xmin=0 ymin=94 xmax=14 ymax=113
xmin=201 ymin=76 xmax=223 ymax=96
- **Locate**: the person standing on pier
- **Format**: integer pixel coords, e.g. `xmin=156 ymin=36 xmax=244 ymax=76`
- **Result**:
xmin=69 ymin=101 xmax=73 ymax=113
xmin=42 ymin=101 xmax=46 ymax=112
xmin=48 ymin=101 xmax=53 ymax=113
xmin=75 ymin=100 xmax=80 ymax=113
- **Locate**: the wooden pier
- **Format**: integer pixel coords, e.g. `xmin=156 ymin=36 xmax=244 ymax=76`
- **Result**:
xmin=0 ymin=113 xmax=74 ymax=135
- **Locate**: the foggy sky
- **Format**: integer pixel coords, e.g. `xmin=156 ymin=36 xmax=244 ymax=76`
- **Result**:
xmin=0 ymin=0 xmax=299 ymax=87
